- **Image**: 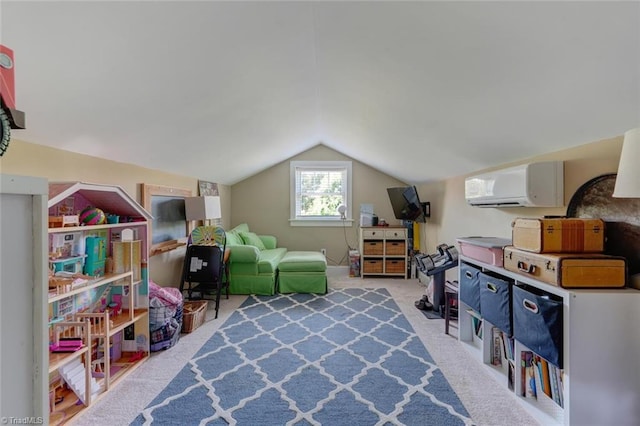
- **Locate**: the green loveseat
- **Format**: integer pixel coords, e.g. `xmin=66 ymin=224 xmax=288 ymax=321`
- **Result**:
xmin=225 ymin=223 xmax=287 ymax=295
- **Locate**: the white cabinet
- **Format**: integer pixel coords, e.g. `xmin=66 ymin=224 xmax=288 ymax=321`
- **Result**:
xmin=458 ymin=254 xmax=640 ymax=425
xmin=359 ymin=226 xmax=408 ymax=278
xmin=0 ymin=175 xmax=48 ymax=422
xmin=47 ymin=182 xmax=152 ymax=423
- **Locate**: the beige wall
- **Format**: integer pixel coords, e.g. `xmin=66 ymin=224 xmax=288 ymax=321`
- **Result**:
xmin=416 ymin=135 xmax=624 ymax=280
xmin=0 ymin=139 xmax=232 ymax=287
xmin=0 ymin=135 xmax=625 ymax=280
xmin=230 ymin=144 xmax=408 ymax=265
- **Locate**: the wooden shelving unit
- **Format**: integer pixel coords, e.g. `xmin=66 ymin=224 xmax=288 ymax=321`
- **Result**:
xmin=47 ymin=182 xmax=152 ymax=425
xmin=359 ymin=226 xmax=408 ymax=278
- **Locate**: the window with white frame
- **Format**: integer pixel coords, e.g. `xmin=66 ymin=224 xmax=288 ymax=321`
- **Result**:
xmin=290 ymin=160 xmax=352 ymax=226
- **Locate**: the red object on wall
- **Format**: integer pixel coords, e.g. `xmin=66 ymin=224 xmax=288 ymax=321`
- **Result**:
xmin=0 ymin=44 xmax=25 ymax=129
xmin=0 ymin=44 xmax=17 ymax=109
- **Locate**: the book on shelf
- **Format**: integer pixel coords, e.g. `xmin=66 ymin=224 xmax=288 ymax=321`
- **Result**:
xmin=470 ymin=312 xmax=483 ymax=340
xmin=491 ymin=327 xmax=503 ymax=367
xmin=556 ymin=366 xmax=564 ymax=408
xmin=533 ymin=357 xmax=544 ymax=401
xmin=521 ymin=351 xmax=536 ymax=399
xmin=534 ymin=354 xmax=552 ymax=398
xmin=508 ymin=361 xmax=515 ymax=391
xmin=520 ymin=351 xmax=526 ymax=396
xmin=499 ymin=330 xmax=514 ymax=361
xmin=540 ymin=356 xmax=552 ymax=399
xmin=549 ymin=363 xmax=564 ymax=408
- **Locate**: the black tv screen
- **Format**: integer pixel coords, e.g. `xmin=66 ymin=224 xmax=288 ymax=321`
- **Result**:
xmin=387 ymin=186 xmax=427 ymax=222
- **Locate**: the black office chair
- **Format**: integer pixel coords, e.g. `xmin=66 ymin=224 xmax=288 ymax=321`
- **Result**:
xmin=180 ymin=226 xmax=227 ymax=319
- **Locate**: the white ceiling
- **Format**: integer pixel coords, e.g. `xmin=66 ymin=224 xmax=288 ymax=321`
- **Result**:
xmin=2 ymin=1 xmax=639 ymax=185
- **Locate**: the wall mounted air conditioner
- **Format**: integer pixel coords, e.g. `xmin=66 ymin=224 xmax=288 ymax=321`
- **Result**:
xmin=465 ymin=161 xmax=564 ymax=207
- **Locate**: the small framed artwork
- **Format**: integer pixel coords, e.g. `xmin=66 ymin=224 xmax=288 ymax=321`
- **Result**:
xmin=57 ymin=196 xmax=75 ymax=215
xmin=198 ymin=180 xmax=219 ymax=196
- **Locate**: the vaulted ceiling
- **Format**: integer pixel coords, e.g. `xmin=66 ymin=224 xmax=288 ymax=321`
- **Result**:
xmin=2 ymin=1 xmax=639 ymax=185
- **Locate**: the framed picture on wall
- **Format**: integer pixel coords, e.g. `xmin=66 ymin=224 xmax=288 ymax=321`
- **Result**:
xmin=198 ymin=180 xmax=219 ymax=196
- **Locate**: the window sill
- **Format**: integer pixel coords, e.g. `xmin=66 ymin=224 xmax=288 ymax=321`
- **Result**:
xmin=289 ymin=219 xmax=354 ymax=227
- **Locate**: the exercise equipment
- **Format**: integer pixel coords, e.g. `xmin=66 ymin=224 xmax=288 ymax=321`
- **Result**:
xmin=416 ymin=244 xmax=458 ymax=273
xmin=415 ymin=243 xmax=459 ymax=317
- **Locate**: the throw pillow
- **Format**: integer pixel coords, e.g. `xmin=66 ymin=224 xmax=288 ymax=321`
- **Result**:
xmin=225 ymin=230 xmax=243 ymax=246
xmin=239 ymin=231 xmax=266 ymax=250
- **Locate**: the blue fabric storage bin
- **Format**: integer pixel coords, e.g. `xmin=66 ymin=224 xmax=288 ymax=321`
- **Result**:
xmin=513 ymin=284 xmax=563 ymax=368
xmin=460 ymin=262 xmax=482 ymax=313
xmin=479 ymin=272 xmax=513 ymax=335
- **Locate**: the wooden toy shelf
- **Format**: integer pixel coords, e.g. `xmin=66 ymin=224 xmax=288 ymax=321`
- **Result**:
xmin=47 ymin=182 xmax=152 ymax=425
xmin=48 ymin=272 xmax=134 ymax=303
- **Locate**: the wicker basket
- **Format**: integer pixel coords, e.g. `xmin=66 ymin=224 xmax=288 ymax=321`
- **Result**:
xmin=385 ymin=241 xmax=406 ymax=255
xmin=385 ymin=259 xmax=406 ymax=274
xmin=363 ymin=259 xmax=383 ymax=274
xmin=363 ymin=241 xmax=383 ymax=255
xmin=181 ymin=300 xmax=208 ymax=333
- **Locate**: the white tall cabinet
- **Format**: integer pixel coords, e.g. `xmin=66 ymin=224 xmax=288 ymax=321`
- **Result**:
xmin=0 ymin=174 xmax=49 ymax=423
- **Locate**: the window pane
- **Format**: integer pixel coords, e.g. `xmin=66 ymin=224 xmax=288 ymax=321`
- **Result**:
xmin=296 ymin=168 xmax=345 ymax=217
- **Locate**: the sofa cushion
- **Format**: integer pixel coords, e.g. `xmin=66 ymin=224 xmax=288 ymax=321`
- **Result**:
xmin=239 ymin=231 xmax=266 ymax=250
xmin=278 ymin=251 xmax=327 ymax=272
xmin=257 ymin=248 xmax=288 ymax=273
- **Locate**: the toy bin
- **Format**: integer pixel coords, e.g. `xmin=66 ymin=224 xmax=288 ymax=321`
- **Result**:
xmin=459 ymin=262 xmax=482 ymax=314
xmin=363 ymin=259 xmax=383 ymax=274
xmin=512 ymin=284 xmax=563 ymax=368
xmin=457 ymin=237 xmax=511 ymax=267
xmin=479 ymin=272 xmax=513 ymax=335
xmin=182 ymin=300 xmax=208 ymax=333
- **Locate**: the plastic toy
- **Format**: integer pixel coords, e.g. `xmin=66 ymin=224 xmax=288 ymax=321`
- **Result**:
xmin=79 ymin=206 xmax=106 ymax=225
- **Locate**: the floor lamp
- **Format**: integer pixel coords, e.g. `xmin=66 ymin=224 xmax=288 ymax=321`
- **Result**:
xmin=185 ymin=196 xmax=222 ymax=227
xmin=613 ymin=127 xmax=640 ymax=198
xmin=612 ymin=127 xmax=640 ymax=289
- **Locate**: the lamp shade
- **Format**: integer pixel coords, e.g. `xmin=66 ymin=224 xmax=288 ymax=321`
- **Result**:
xmin=613 ymin=127 xmax=640 ymax=198
xmin=185 ymin=196 xmax=221 ymax=220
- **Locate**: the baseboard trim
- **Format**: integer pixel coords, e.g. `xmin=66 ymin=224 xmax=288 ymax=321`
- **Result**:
xmin=327 ymin=265 xmax=349 ymax=277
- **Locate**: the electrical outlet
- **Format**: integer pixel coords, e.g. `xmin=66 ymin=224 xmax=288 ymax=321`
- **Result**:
xmin=320 ymin=248 xmax=327 ymax=256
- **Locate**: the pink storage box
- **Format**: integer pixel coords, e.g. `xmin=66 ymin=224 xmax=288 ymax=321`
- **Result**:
xmin=457 ymin=237 xmax=511 ymax=267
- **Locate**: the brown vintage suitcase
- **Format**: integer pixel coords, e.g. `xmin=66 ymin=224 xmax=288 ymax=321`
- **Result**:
xmin=512 ymin=217 xmax=605 ymax=253
xmin=503 ymin=246 xmax=626 ymax=288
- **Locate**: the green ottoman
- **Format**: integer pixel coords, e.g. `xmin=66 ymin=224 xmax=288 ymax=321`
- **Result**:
xmin=278 ymin=251 xmax=328 ymax=294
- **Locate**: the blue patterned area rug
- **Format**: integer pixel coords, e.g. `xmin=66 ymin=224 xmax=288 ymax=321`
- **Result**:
xmin=132 ymin=288 xmax=473 ymax=426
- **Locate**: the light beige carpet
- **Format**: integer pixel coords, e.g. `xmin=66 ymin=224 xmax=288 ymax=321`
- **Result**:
xmin=71 ymin=268 xmax=539 ymax=426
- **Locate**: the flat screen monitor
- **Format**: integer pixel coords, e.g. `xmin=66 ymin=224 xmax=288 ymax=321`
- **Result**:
xmin=387 ymin=186 xmax=427 ymax=222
